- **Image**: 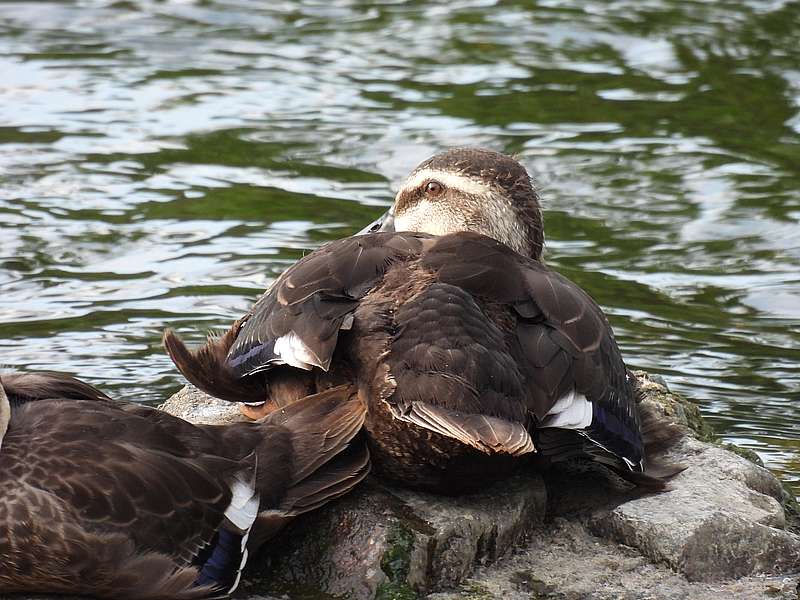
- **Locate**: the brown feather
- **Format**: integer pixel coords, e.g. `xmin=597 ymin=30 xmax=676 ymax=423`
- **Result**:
xmin=246 ymin=385 xmax=370 ymax=548
xmin=2 ymin=371 xmax=111 ymax=404
xmin=163 ymin=319 xmax=268 ymax=404
xmin=169 ymin=230 xmax=651 ymax=492
xmin=637 ymin=400 xmax=687 ymax=483
xmin=0 ymin=374 xmax=370 ymax=598
xmin=535 ymin=399 xmax=686 ymax=490
xmin=392 ymin=401 xmax=534 ymax=456
xmin=268 ymin=385 xmax=368 ymax=485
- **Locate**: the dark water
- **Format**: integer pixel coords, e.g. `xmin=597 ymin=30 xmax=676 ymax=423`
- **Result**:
xmin=0 ymin=0 xmax=798 ymax=494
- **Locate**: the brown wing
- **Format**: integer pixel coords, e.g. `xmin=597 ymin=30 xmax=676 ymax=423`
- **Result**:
xmin=0 ymin=481 xmax=212 ymax=600
xmin=240 ymin=385 xmax=371 ymax=548
xmin=379 ymin=280 xmax=535 ymax=456
xmin=137 ymin=384 xmax=369 ymax=550
xmin=163 ymin=233 xmax=430 ymax=404
xmin=0 ymin=375 xmax=368 ymax=597
xmin=420 ymin=232 xmax=645 ymax=469
xmin=3 ymin=398 xmax=238 ymax=565
xmin=227 ymin=233 xmax=428 ymax=376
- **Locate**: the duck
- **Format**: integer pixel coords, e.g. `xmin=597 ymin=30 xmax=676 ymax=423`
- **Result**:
xmin=164 ymin=147 xmax=680 ymax=494
xmin=0 ymin=370 xmax=368 ymax=599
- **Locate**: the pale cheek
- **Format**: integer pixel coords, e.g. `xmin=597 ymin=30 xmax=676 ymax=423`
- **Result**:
xmin=395 ymin=205 xmax=467 ymax=235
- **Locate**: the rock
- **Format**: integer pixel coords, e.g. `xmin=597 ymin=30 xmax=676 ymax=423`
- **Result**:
xmin=585 ymin=373 xmax=800 ymax=582
xmin=159 ymin=384 xmax=249 ymax=425
xmin=426 ymin=519 xmax=800 ymax=600
xmin=590 ymin=436 xmax=799 ymax=582
xmin=6 ymin=375 xmax=797 ymax=600
xmin=155 ymin=374 xmax=800 ymax=599
xmin=242 ymin=473 xmax=546 ymax=600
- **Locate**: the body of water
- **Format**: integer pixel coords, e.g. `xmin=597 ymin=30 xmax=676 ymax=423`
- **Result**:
xmin=0 ymin=0 xmax=798 ymax=494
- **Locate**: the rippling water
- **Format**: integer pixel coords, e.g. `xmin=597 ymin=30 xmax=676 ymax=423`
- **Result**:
xmin=1 ymin=0 xmax=798 ymax=494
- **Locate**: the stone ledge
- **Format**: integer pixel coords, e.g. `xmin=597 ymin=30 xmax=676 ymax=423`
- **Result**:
xmin=242 ymin=473 xmax=547 ymax=600
xmin=158 ymin=373 xmax=799 ymax=599
xmin=6 ymin=374 xmax=798 ymax=600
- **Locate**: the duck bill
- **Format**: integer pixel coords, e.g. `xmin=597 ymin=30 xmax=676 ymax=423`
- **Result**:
xmin=357 ymin=208 xmax=395 ymax=235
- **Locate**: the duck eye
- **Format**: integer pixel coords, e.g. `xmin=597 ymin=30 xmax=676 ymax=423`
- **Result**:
xmin=424 ymin=180 xmax=445 ymax=197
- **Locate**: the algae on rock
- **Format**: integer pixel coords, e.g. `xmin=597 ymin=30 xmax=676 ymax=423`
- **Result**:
xmin=375 ymin=523 xmax=417 ymax=600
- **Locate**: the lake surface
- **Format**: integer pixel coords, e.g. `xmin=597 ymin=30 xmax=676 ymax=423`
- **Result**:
xmin=0 ymin=0 xmax=798 ymax=495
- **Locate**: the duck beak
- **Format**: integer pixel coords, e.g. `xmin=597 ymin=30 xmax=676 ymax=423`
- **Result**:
xmin=357 ymin=208 xmax=395 ymax=235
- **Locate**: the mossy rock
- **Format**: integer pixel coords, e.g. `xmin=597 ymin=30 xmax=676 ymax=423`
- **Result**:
xmin=632 ymin=371 xmax=715 ymax=442
xmin=457 ymin=582 xmax=495 ymax=600
xmin=634 ymin=371 xmax=799 ymax=533
xmin=780 ymin=481 xmax=800 ymax=534
xmin=721 ymin=442 xmax=765 ymax=467
xmin=375 ymin=523 xmax=418 ymax=600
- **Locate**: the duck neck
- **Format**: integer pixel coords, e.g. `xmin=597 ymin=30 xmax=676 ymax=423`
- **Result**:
xmin=0 ymin=379 xmax=9 ymax=450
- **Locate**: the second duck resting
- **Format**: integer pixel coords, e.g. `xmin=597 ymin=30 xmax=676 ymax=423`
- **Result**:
xmin=0 ymin=372 xmax=368 ymax=599
xmin=165 ymin=147 xmax=682 ymax=494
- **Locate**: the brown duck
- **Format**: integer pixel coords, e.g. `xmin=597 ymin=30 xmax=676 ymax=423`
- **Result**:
xmin=0 ymin=371 xmax=368 ymax=599
xmin=165 ymin=147 xmax=679 ymax=494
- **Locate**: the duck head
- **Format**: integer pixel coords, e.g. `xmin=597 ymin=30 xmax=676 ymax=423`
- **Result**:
xmin=361 ymin=148 xmax=544 ymax=260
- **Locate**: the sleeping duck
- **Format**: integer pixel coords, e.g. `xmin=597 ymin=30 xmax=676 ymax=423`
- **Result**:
xmin=165 ymin=147 xmax=679 ymax=493
xmin=0 ymin=370 xmax=368 ymax=599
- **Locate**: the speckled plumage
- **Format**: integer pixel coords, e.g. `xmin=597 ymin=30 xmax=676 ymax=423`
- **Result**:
xmin=0 ymin=372 xmax=368 ymax=598
xmin=166 ymin=231 xmax=647 ymax=492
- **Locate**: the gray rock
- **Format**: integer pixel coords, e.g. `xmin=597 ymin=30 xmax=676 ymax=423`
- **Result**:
xmin=156 ymin=375 xmax=800 ymax=599
xmin=427 ymin=519 xmax=800 ymax=600
xmin=590 ymin=435 xmax=799 ymax=582
xmin=572 ymin=373 xmax=800 ymax=583
xmin=242 ymin=474 xmax=546 ymax=600
xmin=6 ymin=375 xmax=798 ymax=600
xmin=159 ymin=384 xmax=249 ymax=425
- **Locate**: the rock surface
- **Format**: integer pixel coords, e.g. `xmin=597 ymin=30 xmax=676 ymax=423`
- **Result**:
xmin=157 ymin=372 xmax=800 ymax=600
xmin=241 ymin=474 xmax=547 ymax=600
xmin=6 ymin=374 xmax=798 ymax=600
xmin=426 ymin=517 xmax=800 ymax=600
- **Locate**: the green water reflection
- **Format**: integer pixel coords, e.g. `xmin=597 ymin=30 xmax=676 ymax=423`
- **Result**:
xmin=0 ymin=0 xmax=797 ymax=495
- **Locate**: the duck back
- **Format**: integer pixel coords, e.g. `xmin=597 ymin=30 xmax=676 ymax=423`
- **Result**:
xmin=165 ymin=232 xmax=678 ymax=494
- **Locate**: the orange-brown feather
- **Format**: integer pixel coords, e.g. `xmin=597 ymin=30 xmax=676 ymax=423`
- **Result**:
xmin=163 ymin=319 xmax=268 ymax=404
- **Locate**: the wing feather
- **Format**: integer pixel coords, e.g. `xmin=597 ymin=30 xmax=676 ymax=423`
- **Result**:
xmin=386 ymin=400 xmax=534 ymax=456
xmin=420 ymin=232 xmax=645 ymax=468
xmin=6 ymin=399 xmax=237 ymax=565
xmin=228 ymin=233 xmax=428 ymax=377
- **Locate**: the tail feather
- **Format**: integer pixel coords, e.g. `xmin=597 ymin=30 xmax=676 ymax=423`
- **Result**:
xmin=261 ymin=385 xmax=368 ymax=484
xmin=638 ymin=400 xmax=685 ymax=456
xmin=282 ymin=442 xmax=371 ymax=514
xmin=107 ymin=553 xmax=217 ymax=600
xmin=536 ymin=401 xmax=686 ymax=490
xmin=163 ymin=321 xmax=266 ymax=404
xmin=248 ymin=385 xmax=370 ymax=548
xmin=636 ymin=400 xmax=687 ymax=484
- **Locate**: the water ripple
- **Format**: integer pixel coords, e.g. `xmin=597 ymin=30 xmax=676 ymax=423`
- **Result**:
xmin=0 ymin=0 xmax=798 ymax=494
